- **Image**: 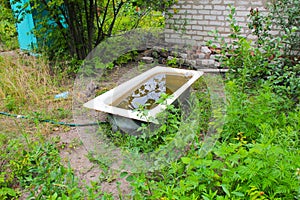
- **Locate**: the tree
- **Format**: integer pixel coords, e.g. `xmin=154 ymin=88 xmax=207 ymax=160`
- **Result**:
xmin=16 ymin=0 xmax=176 ymax=60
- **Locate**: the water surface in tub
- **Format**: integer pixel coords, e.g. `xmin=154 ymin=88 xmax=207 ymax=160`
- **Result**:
xmin=113 ymin=74 xmax=189 ymax=110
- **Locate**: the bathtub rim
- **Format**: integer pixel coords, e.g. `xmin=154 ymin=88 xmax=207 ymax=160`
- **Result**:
xmin=83 ymin=66 xmax=204 ymax=123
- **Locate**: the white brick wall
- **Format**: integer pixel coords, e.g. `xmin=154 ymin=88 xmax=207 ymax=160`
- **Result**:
xmin=165 ymin=0 xmax=267 ymax=45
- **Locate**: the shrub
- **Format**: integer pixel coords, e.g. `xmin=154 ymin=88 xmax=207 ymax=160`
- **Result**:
xmin=0 ymin=2 xmax=18 ymax=50
xmin=129 ymin=83 xmax=300 ymax=199
xmin=208 ymin=6 xmax=300 ymax=103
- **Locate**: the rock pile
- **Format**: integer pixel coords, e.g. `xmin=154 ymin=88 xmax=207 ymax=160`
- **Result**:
xmin=140 ymin=45 xmax=224 ymax=70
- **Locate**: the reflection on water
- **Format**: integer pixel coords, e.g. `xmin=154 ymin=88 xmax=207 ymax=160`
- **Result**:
xmin=115 ymin=74 xmax=189 ymax=110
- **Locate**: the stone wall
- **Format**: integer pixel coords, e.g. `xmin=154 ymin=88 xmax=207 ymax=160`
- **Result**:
xmin=165 ymin=0 xmax=268 ymax=45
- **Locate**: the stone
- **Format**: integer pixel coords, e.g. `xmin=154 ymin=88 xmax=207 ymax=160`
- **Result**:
xmin=141 ymin=56 xmax=154 ymax=64
xmin=184 ymin=59 xmax=197 ymax=67
xmin=167 ymin=56 xmax=174 ymax=60
xmin=214 ymin=62 xmax=221 ymax=68
xmin=201 ymin=46 xmax=212 ymax=54
xmin=198 ymin=53 xmax=206 ymax=59
xmin=179 ymin=53 xmax=188 ymax=59
xmin=196 ymin=59 xmax=203 ymax=66
xmin=201 ymin=59 xmax=215 ymax=67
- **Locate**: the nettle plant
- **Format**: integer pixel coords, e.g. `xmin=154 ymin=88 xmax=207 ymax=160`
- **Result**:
xmin=208 ymin=5 xmax=300 ymax=103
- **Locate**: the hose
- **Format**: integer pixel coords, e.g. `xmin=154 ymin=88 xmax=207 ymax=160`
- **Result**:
xmin=0 ymin=111 xmax=106 ymax=127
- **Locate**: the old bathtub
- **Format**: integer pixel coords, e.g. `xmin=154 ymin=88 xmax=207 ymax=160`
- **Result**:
xmin=83 ymin=66 xmax=203 ymax=134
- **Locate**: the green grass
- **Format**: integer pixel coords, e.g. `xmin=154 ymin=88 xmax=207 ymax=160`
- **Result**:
xmin=0 ymin=52 xmax=299 ymax=200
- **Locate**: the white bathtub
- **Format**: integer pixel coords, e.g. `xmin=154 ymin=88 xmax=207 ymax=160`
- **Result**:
xmin=83 ymin=66 xmax=203 ymax=133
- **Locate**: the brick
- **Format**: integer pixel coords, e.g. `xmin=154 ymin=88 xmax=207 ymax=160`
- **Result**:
xmin=185 ymin=25 xmax=192 ymax=30
xmin=237 ymin=11 xmax=250 ymax=16
xmin=236 ymin=1 xmax=250 ymax=5
xmin=172 ymin=5 xmax=181 ymax=9
xmin=211 ymin=10 xmax=222 ymax=15
xmin=204 ymin=15 xmax=217 ymax=20
xmin=197 ymin=20 xmax=209 ymax=25
xmin=192 ymin=25 xmax=203 ymax=31
xmin=193 ymin=5 xmax=204 ymax=9
xmin=210 ymin=21 xmax=225 ymax=26
xmin=198 ymin=0 xmax=209 ymax=3
xmin=251 ymin=1 xmax=263 ymax=6
xmin=204 ymin=36 xmax=215 ymax=41
xmin=196 ymin=31 xmax=208 ymax=36
xmin=236 ymin=6 xmax=248 ymax=11
xmin=166 ymin=0 xmax=269 ymax=46
xmin=188 ymin=20 xmax=198 ymax=25
xmin=204 ymin=5 xmax=213 ymax=9
xmin=211 ymin=0 xmax=222 ymax=3
xmin=201 ymin=59 xmax=215 ymax=66
xmin=187 ymin=9 xmax=198 ymax=14
xmin=192 ymin=35 xmax=204 ymax=40
xmin=198 ymin=10 xmax=210 ymax=15
xmin=224 ymin=0 xmax=235 ymax=4
xmin=173 ymin=15 xmax=180 ymax=19
xmin=223 ymin=10 xmax=230 ymax=16
xmin=193 ymin=15 xmax=203 ymax=20
xmin=236 ymin=17 xmax=246 ymax=22
xmin=182 ymin=4 xmax=192 ymax=9
xmin=165 ymin=38 xmax=177 ymax=43
xmin=217 ymin=16 xmax=225 ymax=21
xmin=224 ymin=28 xmax=231 ymax=32
xmin=166 ymin=19 xmax=174 ymax=24
xmin=214 ymin=5 xmax=226 ymax=10
xmin=203 ymin=26 xmax=216 ymax=31
xmin=171 ymin=33 xmax=181 ymax=39
xmin=217 ymin=27 xmax=225 ymax=32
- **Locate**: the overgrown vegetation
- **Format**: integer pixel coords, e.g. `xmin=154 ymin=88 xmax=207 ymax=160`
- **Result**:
xmin=209 ymin=4 xmax=299 ymax=103
xmin=1 ymin=0 xmax=299 ymax=199
xmin=11 ymin=0 xmax=175 ymax=61
xmin=0 ymin=133 xmax=114 ymax=199
xmin=126 ymin=2 xmax=300 ymax=199
xmin=0 ymin=2 xmax=18 ymax=50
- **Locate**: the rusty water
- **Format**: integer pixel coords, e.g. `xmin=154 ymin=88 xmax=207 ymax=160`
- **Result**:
xmin=112 ymin=74 xmax=190 ymax=110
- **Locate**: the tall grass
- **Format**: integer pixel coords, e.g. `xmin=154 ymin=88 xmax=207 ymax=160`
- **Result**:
xmin=0 ymin=54 xmax=54 ymax=110
xmin=0 ymin=53 xmax=72 ymax=135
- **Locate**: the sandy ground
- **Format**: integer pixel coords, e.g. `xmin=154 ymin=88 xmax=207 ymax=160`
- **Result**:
xmin=49 ymin=63 xmax=153 ymax=199
xmin=51 ymin=128 xmax=132 ymax=199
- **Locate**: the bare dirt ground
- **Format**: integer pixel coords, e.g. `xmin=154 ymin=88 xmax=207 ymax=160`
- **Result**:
xmin=49 ymin=64 xmax=148 ymax=199
xmin=49 ymin=61 xmax=156 ymax=198
xmin=51 ymin=128 xmax=132 ymax=199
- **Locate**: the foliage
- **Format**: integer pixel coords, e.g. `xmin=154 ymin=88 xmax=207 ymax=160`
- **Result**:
xmin=115 ymin=50 xmax=138 ymax=66
xmin=267 ymin=0 xmax=300 ymax=58
xmin=0 ymin=133 xmax=114 ymax=199
xmin=104 ymin=98 xmax=183 ymax=154
xmin=0 ymin=2 xmax=18 ymax=50
xmin=166 ymin=57 xmax=178 ymax=67
xmin=99 ymin=4 xmax=299 ymax=194
xmin=128 ymin=82 xmax=300 ymax=199
xmin=11 ymin=0 xmax=175 ymax=61
xmin=208 ymin=6 xmax=300 ymax=103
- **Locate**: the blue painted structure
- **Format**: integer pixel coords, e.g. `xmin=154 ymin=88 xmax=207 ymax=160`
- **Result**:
xmin=10 ymin=0 xmax=37 ymax=51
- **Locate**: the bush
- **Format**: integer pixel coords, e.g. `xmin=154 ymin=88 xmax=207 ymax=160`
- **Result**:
xmin=129 ymin=83 xmax=300 ymax=199
xmin=0 ymin=3 xmax=18 ymax=50
xmin=208 ymin=6 xmax=300 ymax=103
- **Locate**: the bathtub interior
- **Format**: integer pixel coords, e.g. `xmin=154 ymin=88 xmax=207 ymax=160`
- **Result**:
xmin=83 ymin=66 xmax=203 ymax=123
